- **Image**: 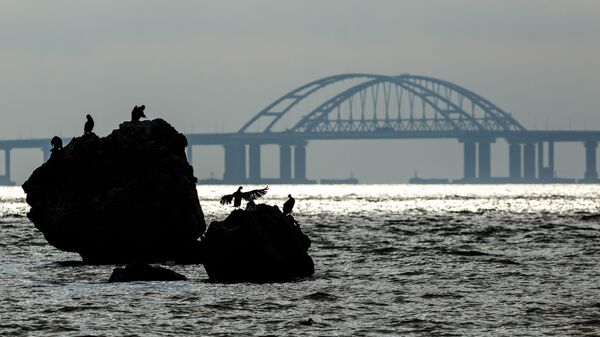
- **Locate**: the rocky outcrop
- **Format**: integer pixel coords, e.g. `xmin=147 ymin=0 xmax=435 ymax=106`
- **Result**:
xmin=108 ymin=263 xmax=186 ymax=282
xmin=22 ymin=119 xmax=205 ymax=264
xmin=200 ymin=204 xmax=314 ymax=282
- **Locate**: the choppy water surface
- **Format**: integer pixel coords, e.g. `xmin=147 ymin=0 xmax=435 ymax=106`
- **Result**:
xmin=2 ymin=184 xmax=600 ymax=336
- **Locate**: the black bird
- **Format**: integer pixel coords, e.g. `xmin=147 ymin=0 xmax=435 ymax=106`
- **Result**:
xmin=220 ymin=186 xmax=268 ymax=208
xmin=49 ymin=136 xmax=63 ymax=159
xmin=131 ymin=105 xmax=146 ymax=122
xmin=50 ymin=136 xmax=63 ymax=152
xmin=84 ymin=114 xmax=94 ymax=135
xmin=283 ymin=194 xmax=295 ymax=215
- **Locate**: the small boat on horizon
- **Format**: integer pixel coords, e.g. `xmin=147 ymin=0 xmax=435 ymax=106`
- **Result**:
xmin=320 ymin=172 xmax=359 ymax=184
xmin=408 ymin=170 xmax=449 ymax=184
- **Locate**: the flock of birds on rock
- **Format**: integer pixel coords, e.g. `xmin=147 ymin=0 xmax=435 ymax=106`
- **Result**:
xmin=220 ymin=186 xmax=296 ymax=215
xmin=52 ymin=105 xmax=148 ymax=154
xmin=51 ymin=105 xmax=297 ymax=215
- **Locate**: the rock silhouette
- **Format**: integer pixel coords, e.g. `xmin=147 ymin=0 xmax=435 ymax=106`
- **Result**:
xmin=108 ymin=263 xmax=186 ymax=282
xmin=200 ymin=204 xmax=313 ymax=282
xmin=23 ymin=118 xmax=205 ymax=264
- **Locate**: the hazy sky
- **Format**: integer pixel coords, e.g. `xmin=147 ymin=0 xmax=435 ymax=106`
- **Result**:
xmin=1 ymin=0 xmax=599 ymax=183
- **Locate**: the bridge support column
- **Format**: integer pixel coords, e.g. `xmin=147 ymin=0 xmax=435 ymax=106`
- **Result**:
xmin=523 ymin=143 xmax=536 ymax=181
xmin=224 ymin=143 xmax=246 ymax=183
xmin=584 ymin=141 xmax=598 ymax=181
xmin=2 ymin=148 xmax=11 ymax=185
xmin=279 ymin=144 xmax=292 ymax=182
xmin=509 ymin=143 xmax=522 ymax=180
xmin=538 ymin=141 xmax=555 ymax=180
xmin=294 ymin=142 xmax=307 ymax=182
xmin=249 ymin=143 xmax=261 ymax=182
xmin=537 ymin=142 xmax=545 ymax=179
xmin=463 ymin=141 xmax=476 ymax=181
xmin=548 ymin=141 xmax=555 ymax=178
xmin=478 ymin=141 xmax=491 ymax=180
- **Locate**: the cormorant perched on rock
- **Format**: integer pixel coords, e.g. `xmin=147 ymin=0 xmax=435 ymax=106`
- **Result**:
xmin=84 ymin=114 xmax=94 ymax=135
xmin=50 ymin=136 xmax=63 ymax=154
xmin=131 ymin=105 xmax=146 ymax=122
xmin=283 ymin=194 xmax=295 ymax=215
xmin=220 ymin=186 xmax=268 ymax=208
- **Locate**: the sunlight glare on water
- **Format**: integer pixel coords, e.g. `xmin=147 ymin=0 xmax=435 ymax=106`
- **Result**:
xmin=1 ymin=184 xmax=600 ymax=336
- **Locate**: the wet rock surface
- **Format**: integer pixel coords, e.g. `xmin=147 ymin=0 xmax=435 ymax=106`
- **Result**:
xmin=108 ymin=263 xmax=186 ymax=282
xmin=200 ymin=204 xmax=314 ymax=283
xmin=23 ymin=119 xmax=205 ymax=264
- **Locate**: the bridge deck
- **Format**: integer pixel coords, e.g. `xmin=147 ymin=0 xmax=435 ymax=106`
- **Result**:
xmin=2 ymin=130 xmax=600 ymax=149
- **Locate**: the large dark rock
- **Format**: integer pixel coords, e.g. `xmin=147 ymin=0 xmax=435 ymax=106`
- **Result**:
xmin=22 ymin=119 xmax=206 ymax=264
xmin=108 ymin=263 xmax=186 ymax=282
xmin=200 ymin=204 xmax=314 ymax=282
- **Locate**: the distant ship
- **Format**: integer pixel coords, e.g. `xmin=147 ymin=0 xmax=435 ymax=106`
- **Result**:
xmin=320 ymin=172 xmax=359 ymax=184
xmin=408 ymin=171 xmax=449 ymax=184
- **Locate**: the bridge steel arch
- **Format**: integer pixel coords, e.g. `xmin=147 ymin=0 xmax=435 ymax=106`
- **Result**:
xmin=238 ymin=73 xmax=526 ymax=135
xmin=291 ymin=75 xmax=485 ymax=133
xmin=226 ymin=73 xmax=532 ymax=183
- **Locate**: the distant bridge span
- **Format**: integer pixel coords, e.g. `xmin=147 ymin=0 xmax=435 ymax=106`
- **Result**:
xmin=1 ymin=74 xmax=600 ymax=184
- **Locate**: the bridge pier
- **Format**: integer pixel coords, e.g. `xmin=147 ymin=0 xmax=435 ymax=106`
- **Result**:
xmin=538 ymin=141 xmax=555 ymax=180
xmin=294 ymin=142 xmax=307 ymax=182
xmin=523 ymin=143 xmax=536 ymax=181
xmin=583 ymin=141 xmax=598 ymax=181
xmin=223 ymin=143 xmax=246 ymax=183
xmin=1 ymin=148 xmax=12 ymax=185
xmin=509 ymin=143 xmax=522 ymax=180
xmin=279 ymin=144 xmax=292 ymax=182
xmin=478 ymin=141 xmax=492 ymax=180
xmin=249 ymin=143 xmax=261 ymax=182
xmin=462 ymin=141 xmax=476 ymax=181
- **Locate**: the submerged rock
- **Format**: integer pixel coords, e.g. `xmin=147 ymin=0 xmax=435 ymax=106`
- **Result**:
xmin=22 ymin=119 xmax=206 ymax=264
xmin=108 ymin=263 xmax=186 ymax=282
xmin=200 ymin=204 xmax=314 ymax=282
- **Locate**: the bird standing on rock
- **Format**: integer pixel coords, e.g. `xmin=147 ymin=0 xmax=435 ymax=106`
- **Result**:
xmin=131 ymin=105 xmax=146 ymax=122
xmin=50 ymin=136 xmax=63 ymax=152
xmin=220 ymin=186 xmax=269 ymax=208
xmin=84 ymin=114 xmax=94 ymax=135
xmin=50 ymin=136 xmax=63 ymax=158
xmin=283 ymin=194 xmax=295 ymax=215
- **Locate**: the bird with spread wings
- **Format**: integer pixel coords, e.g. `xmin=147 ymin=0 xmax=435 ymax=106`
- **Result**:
xmin=220 ymin=186 xmax=269 ymax=208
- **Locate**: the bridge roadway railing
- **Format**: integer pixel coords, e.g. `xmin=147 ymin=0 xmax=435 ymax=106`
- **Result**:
xmin=2 ymin=130 xmax=600 ymax=185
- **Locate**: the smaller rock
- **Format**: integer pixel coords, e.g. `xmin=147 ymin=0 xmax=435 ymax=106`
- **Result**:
xmin=108 ymin=262 xmax=186 ymax=282
xmin=200 ymin=204 xmax=314 ymax=283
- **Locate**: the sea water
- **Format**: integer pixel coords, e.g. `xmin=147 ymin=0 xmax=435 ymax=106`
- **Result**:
xmin=1 ymin=184 xmax=600 ymax=336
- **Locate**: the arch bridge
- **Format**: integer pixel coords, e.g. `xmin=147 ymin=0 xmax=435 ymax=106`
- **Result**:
xmin=1 ymin=74 xmax=600 ymax=184
xmin=187 ymin=73 xmax=600 ymax=183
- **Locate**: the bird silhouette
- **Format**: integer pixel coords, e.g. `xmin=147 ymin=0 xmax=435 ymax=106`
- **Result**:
xmin=283 ymin=194 xmax=295 ymax=215
xmin=131 ymin=105 xmax=146 ymax=122
xmin=84 ymin=114 xmax=94 ymax=135
xmin=50 ymin=136 xmax=63 ymax=152
xmin=220 ymin=186 xmax=268 ymax=208
xmin=50 ymin=136 xmax=63 ymax=158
